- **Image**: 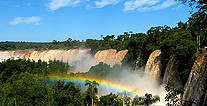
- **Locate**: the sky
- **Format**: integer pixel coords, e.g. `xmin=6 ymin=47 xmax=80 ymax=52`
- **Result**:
xmin=0 ymin=0 xmax=193 ymax=42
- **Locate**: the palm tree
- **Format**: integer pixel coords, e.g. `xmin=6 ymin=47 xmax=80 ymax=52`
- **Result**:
xmin=85 ymin=80 xmax=99 ymax=106
xmin=124 ymin=97 xmax=132 ymax=106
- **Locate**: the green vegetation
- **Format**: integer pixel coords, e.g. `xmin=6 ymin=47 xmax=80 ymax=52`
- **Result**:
xmin=143 ymin=93 xmax=160 ymax=106
xmin=0 ymin=39 xmax=85 ymax=50
xmin=84 ymin=62 xmax=127 ymax=81
xmin=51 ymin=80 xmax=83 ymax=105
xmin=85 ymin=80 xmax=99 ymax=106
xmin=98 ymin=93 xmax=123 ymax=106
xmin=165 ymin=81 xmax=196 ymax=106
xmin=0 ymin=0 xmax=206 ymax=105
xmin=0 ymin=57 xmax=201 ymax=106
xmin=131 ymin=94 xmax=160 ymax=106
xmin=1 ymin=1 xmax=206 ymax=83
xmin=0 ymin=58 xmax=72 ymax=105
xmin=0 ymin=58 xmax=161 ymax=106
xmin=0 ymin=73 xmax=53 ymax=105
xmin=0 ymin=58 xmax=70 ymax=83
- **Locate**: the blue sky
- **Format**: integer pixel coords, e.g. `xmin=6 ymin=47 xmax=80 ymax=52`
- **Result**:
xmin=0 ymin=0 xmax=193 ymax=42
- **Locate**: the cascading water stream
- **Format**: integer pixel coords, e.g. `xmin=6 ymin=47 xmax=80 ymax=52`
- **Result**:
xmin=182 ymin=53 xmax=207 ymax=105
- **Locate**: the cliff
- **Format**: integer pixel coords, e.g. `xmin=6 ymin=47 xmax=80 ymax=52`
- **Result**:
xmin=182 ymin=53 xmax=207 ymax=105
xmin=144 ymin=50 xmax=162 ymax=82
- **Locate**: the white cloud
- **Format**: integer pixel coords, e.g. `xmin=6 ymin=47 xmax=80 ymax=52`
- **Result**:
xmin=10 ymin=17 xmax=24 ymax=25
xmin=94 ymin=0 xmax=121 ymax=8
xmin=9 ymin=16 xmax=43 ymax=25
xmin=34 ymin=22 xmax=43 ymax=25
xmin=172 ymin=4 xmax=182 ymax=10
xmin=124 ymin=0 xmax=177 ymax=11
xmin=138 ymin=0 xmax=177 ymax=11
xmin=47 ymin=0 xmax=81 ymax=11
xmin=123 ymin=0 xmax=159 ymax=11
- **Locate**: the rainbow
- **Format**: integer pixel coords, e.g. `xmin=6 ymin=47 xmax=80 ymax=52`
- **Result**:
xmin=43 ymin=75 xmax=146 ymax=96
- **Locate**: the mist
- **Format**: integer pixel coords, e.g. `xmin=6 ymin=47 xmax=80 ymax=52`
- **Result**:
xmin=0 ymin=56 xmax=11 ymax=62
xmin=68 ymin=52 xmax=98 ymax=72
xmin=0 ymin=49 xmax=98 ymax=72
xmin=100 ymin=68 xmax=166 ymax=104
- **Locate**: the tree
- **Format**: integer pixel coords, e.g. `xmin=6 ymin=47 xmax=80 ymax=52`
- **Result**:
xmin=52 ymin=80 xmax=83 ymax=105
xmin=98 ymin=93 xmax=123 ymax=106
xmin=86 ymin=62 xmax=111 ymax=78
xmin=143 ymin=93 xmax=160 ymax=106
xmin=0 ymin=73 xmax=53 ymax=105
xmin=124 ymin=96 xmax=132 ymax=106
xmin=131 ymin=93 xmax=160 ymax=106
xmin=188 ymin=5 xmax=207 ymax=50
xmin=165 ymin=80 xmax=196 ymax=106
xmin=85 ymin=80 xmax=99 ymax=106
xmin=177 ymin=0 xmax=207 ymax=50
xmin=160 ymin=25 xmax=197 ymax=83
xmin=133 ymin=95 xmax=144 ymax=105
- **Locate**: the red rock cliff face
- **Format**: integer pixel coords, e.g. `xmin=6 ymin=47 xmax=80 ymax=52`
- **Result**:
xmin=162 ymin=54 xmax=182 ymax=87
xmin=144 ymin=50 xmax=162 ymax=82
xmin=182 ymin=53 xmax=207 ymax=105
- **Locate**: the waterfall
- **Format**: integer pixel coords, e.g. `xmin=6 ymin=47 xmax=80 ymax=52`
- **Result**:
xmin=162 ymin=54 xmax=182 ymax=88
xmin=0 ymin=49 xmax=128 ymax=72
xmin=143 ymin=50 xmax=207 ymax=105
xmin=182 ymin=53 xmax=207 ymax=105
xmin=94 ymin=49 xmax=128 ymax=66
xmin=144 ymin=50 xmax=162 ymax=82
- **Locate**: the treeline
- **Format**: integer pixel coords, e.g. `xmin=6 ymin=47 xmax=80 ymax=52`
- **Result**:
xmin=0 ymin=58 xmax=70 ymax=83
xmin=0 ymin=40 xmax=85 ymax=50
